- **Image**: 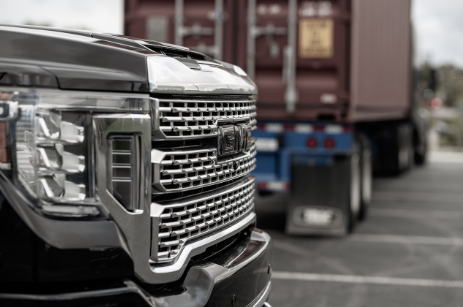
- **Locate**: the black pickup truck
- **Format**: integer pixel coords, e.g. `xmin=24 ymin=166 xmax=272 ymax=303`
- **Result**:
xmin=0 ymin=25 xmax=272 ymax=307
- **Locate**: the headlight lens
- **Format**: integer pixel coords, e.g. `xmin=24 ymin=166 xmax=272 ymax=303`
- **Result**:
xmin=16 ymin=107 xmax=90 ymax=208
xmin=0 ymin=88 xmax=149 ymax=218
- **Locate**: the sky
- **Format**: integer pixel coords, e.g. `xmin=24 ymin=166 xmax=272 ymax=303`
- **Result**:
xmin=0 ymin=0 xmax=124 ymax=34
xmin=412 ymin=0 xmax=463 ymax=67
xmin=0 ymin=0 xmax=461 ymax=68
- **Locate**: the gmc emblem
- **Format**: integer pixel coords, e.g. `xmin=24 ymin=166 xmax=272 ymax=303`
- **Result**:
xmin=217 ymin=124 xmax=251 ymax=157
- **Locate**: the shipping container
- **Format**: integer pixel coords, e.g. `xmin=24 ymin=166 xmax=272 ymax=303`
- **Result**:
xmin=125 ymin=0 xmax=427 ymax=235
xmin=125 ymin=0 xmax=236 ymax=62
xmin=125 ymin=0 xmax=412 ymax=122
xmin=236 ymin=0 xmax=411 ymax=123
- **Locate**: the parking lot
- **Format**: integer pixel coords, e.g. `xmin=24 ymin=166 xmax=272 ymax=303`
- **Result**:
xmin=255 ymin=153 xmax=463 ymax=306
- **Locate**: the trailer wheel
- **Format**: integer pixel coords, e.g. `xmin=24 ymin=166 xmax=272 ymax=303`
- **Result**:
xmin=347 ymin=140 xmax=361 ymax=232
xmin=414 ymin=128 xmax=427 ymax=165
xmin=358 ymin=134 xmax=372 ymax=221
xmin=378 ymin=123 xmax=413 ymax=175
xmin=414 ymin=148 xmax=427 ymax=165
xmin=400 ymin=124 xmax=414 ymax=172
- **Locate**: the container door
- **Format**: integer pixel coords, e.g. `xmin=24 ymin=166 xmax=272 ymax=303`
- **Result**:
xmin=237 ymin=0 xmax=351 ymax=122
xmin=125 ymin=0 xmax=235 ymax=62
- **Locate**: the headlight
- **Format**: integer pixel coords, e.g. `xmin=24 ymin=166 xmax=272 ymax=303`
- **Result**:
xmin=0 ymin=88 xmax=149 ymax=218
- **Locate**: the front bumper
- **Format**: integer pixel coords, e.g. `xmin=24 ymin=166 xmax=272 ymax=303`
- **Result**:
xmin=0 ymin=229 xmax=272 ymax=307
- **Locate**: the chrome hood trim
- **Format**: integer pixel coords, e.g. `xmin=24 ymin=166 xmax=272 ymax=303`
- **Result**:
xmin=147 ymin=56 xmax=258 ymax=95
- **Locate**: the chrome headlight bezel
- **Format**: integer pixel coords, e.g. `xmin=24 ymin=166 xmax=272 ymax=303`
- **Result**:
xmin=0 ymin=87 xmax=151 ymax=218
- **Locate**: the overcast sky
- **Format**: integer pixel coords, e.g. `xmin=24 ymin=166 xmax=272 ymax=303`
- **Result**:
xmin=0 ymin=0 xmax=123 ymax=34
xmin=0 ymin=0 xmax=460 ymax=68
xmin=412 ymin=0 xmax=463 ymax=67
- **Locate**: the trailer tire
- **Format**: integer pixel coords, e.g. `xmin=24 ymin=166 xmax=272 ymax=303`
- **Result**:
xmin=347 ymin=139 xmax=361 ymax=232
xmin=358 ymin=134 xmax=372 ymax=221
xmin=414 ymin=129 xmax=427 ymax=165
xmin=414 ymin=149 xmax=427 ymax=165
xmin=378 ymin=123 xmax=413 ymax=175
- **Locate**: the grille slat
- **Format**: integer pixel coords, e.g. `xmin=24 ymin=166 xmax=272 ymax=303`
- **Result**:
xmin=152 ymin=145 xmax=256 ymax=193
xmin=155 ymin=179 xmax=255 ymax=262
xmin=156 ymin=98 xmax=257 ymax=138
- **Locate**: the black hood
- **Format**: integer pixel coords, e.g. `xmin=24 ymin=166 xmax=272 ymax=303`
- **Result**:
xmin=0 ymin=25 xmax=257 ymax=95
xmin=0 ymin=25 xmax=214 ymax=93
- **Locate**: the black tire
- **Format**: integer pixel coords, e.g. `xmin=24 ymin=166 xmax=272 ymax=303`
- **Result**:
xmin=358 ymin=134 xmax=372 ymax=221
xmin=414 ymin=131 xmax=428 ymax=165
xmin=398 ymin=124 xmax=414 ymax=173
xmin=347 ymin=138 xmax=361 ymax=233
xmin=414 ymin=149 xmax=427 ymax=165
xmin=379 ymin=123 xmax=413 ymax=176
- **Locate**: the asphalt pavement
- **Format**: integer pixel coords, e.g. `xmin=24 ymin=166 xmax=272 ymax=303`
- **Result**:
xmin=255 ymin=153 xmax=463 ymax=307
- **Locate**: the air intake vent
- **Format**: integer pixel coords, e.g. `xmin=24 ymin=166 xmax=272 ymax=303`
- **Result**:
xmin=108 ymin=135 xmax=140 ymax=211
xmin=146 ymin=46 xmax=206 ymax=61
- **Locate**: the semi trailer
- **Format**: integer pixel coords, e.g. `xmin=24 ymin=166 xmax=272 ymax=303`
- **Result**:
xmin=125 ymin=0 xmax=426 ymax=235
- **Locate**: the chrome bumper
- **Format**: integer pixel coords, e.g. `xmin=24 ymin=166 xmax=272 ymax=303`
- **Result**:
xmin=0 ymin=229 xmax=272 ymax=307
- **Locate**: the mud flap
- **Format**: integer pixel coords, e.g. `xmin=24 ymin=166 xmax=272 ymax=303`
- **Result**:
xmin=286 ymin=156 xmax=351 ymax=236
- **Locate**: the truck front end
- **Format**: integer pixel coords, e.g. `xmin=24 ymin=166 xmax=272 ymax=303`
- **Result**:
xmin=0 ymin=25 xmax=272 ymax=307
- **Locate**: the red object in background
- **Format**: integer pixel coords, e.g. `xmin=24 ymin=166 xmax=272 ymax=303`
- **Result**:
xmin=427 ymin=97 xmax=443 ymax=109
xmin=306 ymin=137 xmax=318 ymax=148
xmin=324 ymin=137 xmax=336 ymax=149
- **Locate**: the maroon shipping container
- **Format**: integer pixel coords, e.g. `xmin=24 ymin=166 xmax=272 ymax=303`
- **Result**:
xmin=125 ymin=0 xmax=236 ymax=62
xmin=125 ymin=0 xmax=411 ymax=123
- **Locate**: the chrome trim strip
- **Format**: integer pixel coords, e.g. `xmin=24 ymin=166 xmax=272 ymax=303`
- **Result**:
xmin=93 ymin=113 xmax=158 ymax=283
xmin=248 ymin=282 xmax=272 ymax=307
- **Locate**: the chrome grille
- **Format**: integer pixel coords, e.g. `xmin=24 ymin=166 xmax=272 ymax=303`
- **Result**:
xmin=152 ymin=144 xmax=256 ymax=193
xmin=154 ymin=178 xmax=255 ymax=262
xmin=156 ymin=98 xmax=257 ymax=138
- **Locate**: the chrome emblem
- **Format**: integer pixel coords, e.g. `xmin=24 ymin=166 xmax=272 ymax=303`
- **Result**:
xmin=218 ymin=124 xmax=250 ymax=156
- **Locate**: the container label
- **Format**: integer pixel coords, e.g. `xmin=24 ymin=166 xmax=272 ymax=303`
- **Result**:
xmin=299 ymin=19 xmax=334 ymax=58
